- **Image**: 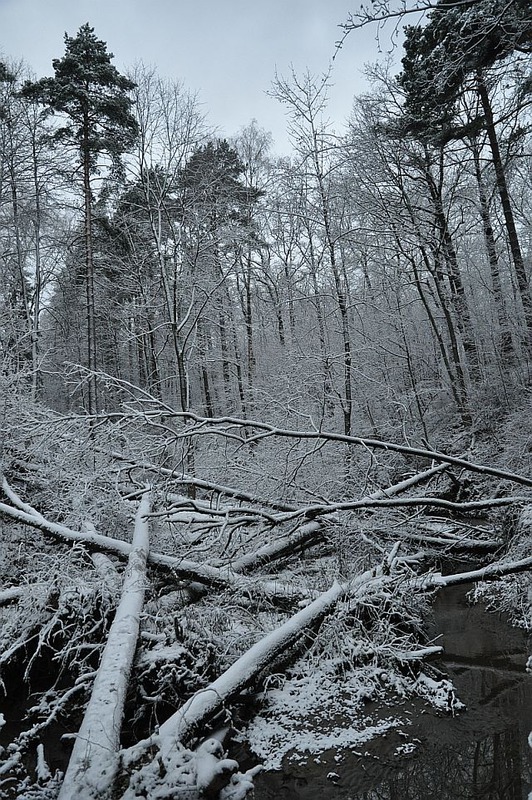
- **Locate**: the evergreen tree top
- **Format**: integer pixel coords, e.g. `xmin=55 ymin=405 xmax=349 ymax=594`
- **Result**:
xmin=181 ymin=139 xmax=263 ymax=209
xmin=398 ymin=0 xmax=532 ymax=138
xmin=0 ymin=61 xmax=16 ymax=83
xmin=51 ymin=23 xmax=136 ymax=95
xmin=20 ymin=23 xmax=138 ymax=161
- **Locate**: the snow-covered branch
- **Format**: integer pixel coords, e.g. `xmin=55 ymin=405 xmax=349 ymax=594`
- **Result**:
xmin=0 ymin=586 xmax=25 ymax=606
xmin=98 ymin=408 xmax=532 ymax=488
xmin=276 ymin=493 xmax=531 ymax=522
xmin=0 ymin=477 xmax=305 ymax=600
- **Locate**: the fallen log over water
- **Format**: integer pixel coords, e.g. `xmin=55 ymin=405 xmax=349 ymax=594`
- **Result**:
xmin=2 ymin=451 xmax=531 ymax=800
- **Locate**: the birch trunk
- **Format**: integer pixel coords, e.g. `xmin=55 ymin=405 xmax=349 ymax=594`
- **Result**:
xmin=57 ymin=492 xmax=151 ymax=800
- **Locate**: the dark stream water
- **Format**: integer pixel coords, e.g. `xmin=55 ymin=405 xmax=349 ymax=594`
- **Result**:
xmin=252 ymin=581 xmax=532 ymax=800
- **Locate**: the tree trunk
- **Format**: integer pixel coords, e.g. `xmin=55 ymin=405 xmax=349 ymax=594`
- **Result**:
xmin=409 ymin=244 xmax=471 ymax=426
xmin=476 ymin=70 xmax=532 ymax=352
xmin=395 ymin=186 xmax=471 ymax=426
xmin=423 ymin=151 xmax=479 ymax=375
xmin=163 ymin=581 xmax=344 ymax=749
xmin=83 ymin=119 xmax=98 ymax=416
xmin=27 ymin=109 xmax=44 ymax=401
xmin=120 ymin=578 xmax=346 ymax=793
xmin=470 ymin=135 xmax=514 ymax=357
xmin=244 ymin=250 xmax=256 ymax=393
xmin=0 ymin=478 xmax=302 ymax=599
xmin=58 ymin=492 xmax=150 ymax=800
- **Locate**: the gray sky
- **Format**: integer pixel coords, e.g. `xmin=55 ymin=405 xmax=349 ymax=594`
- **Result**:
xmin=0 ymin=0 xmax=388 ymax=153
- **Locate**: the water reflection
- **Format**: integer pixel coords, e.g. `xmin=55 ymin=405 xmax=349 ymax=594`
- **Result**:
xmin=253 ymin=583 xmax=532 ymax=800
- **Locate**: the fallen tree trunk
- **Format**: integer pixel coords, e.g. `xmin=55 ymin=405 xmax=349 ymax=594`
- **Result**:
xmin=410 ymin=556 xmax=532 ymax=589
xmin=48 ymin=386 xmax=532 ymax=487
xmin=0 ymin=477 xmax=303 ymax=600
xmin=101 ymin=449 xmax=299 ymax=512
xmin=119 ymin=559 xmax=451 ymax=797
xmin=0 ymin=586 xmax=25 ymax=606
xmin=58 ymin=492 xmax=151 ymax=800
xmin=366 ymin=463 xmax=449 ymax=498
xmin=124 ymin=564 xmax=402 ymax=758
xmin=229 ymin=465 xmax=451 ymax=573
xmin=118 ymin=578 xmax=349 ymax=798
xmin=230 ymin=519 xmax=325 ymax=572
xmin=160 ymin=579 xmax=346 ymax=751
xmin=91 ymin=551 xmax=121 ymax=588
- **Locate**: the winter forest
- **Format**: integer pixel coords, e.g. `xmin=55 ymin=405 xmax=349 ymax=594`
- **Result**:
xmin=1 ymin=1 xmax=532 ymax=798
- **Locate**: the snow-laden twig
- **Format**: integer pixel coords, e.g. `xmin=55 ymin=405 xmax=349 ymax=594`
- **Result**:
xmin=394 ymin=529 xmax=502 ymax=551
xmin=57 ymin=491 xmax=151 ymax=800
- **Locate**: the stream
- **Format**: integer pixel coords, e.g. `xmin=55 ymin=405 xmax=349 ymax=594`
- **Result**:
xmin=252 ymin=578 xmax=532 ymax=799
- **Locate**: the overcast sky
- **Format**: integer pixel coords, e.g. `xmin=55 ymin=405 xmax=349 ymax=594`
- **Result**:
xmin=0 ymin=0 xmax=393 ymax=153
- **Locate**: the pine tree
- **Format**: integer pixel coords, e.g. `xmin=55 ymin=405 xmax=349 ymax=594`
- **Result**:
xmin=21 ymin=23 xmax=138 ymax=414
xmin=179 ymin=139 xmax=263 ymax=413
xmin=399 ymin=0 xmax=531 ymax=135
xmin=180 ymin=139 xmax=260 ymax=232
xmin=398 ymin=0 xmax=532 ymax=353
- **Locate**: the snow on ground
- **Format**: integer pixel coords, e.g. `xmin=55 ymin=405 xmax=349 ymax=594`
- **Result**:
xmin=414 ymin=672 xmax=464 ymax=714
xmin=243 ymin=663 xmax=417 ymax=770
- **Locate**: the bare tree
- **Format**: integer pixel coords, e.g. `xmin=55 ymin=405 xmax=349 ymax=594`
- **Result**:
xmin=270 ymin=70 xmax=355 ymax=441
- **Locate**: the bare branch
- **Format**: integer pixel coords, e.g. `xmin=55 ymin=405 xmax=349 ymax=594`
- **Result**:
xmin=120 ymin=409 xmax=532 ymax=488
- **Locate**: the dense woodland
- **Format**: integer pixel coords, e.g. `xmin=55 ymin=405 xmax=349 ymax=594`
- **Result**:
xmin=1 ymin=2 xmax=532 ymax=798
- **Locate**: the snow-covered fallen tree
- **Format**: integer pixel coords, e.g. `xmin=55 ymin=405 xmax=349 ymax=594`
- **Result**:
xmin=118 ymin=580 xmax=347 ymax=798
xmin=58 ymin=491 xmax=151 ymax=800
xmin=0 ymin=477 xmax=306 ymax=601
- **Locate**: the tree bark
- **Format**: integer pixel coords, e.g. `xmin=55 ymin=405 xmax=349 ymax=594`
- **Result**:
xmin=476 ymin=70 xmax=532 ymax=351
xmin=58 ymin=492 xmax=151 ymax=800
